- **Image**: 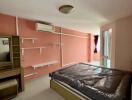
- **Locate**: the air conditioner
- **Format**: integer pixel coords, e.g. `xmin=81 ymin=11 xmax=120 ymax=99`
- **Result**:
xmin=36 ymin=22 xmax=54 ymax=32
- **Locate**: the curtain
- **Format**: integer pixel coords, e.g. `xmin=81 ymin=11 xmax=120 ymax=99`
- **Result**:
xmin=94 ymin=35 xmax=98 ymax=53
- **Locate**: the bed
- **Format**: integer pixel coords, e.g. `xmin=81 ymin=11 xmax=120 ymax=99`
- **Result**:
xmin=50 ymin=63 xmax=132 ymax=100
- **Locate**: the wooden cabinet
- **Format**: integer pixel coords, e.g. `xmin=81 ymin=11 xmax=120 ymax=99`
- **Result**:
xmin=0 ymin=68 xmax=24 ymax=92
xmin=0 ymin=35 xmax=24 ymax=92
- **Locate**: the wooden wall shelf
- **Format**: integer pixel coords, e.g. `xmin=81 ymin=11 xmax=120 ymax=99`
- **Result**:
xmin=24 ymin=72 xmax=37 ymax=78
xmin=21 ymin=46 xmax=47 ymax=55
xmin=21 ymin=37 xmax=37 ymax=44
xmin=32 ymin=60 xmax=59 ymax=69
xmin=23 ymin=60 xmax=58 ymax=78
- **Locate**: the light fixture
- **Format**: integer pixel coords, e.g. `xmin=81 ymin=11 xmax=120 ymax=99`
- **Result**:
xmin=59 ymin=5 xmax=74 ymax=14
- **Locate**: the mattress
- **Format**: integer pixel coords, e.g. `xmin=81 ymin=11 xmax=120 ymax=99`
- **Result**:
xmin=50 ymin=63 xmax=131 ymax=100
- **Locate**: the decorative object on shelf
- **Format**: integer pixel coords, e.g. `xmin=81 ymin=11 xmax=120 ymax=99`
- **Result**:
xmin=2 ymin=40 xmax=9 ymax=45
xmin=59 ymin=5 xmax=74 ymax=14
xmin=94 ymin=35 xmax=99 ymax=53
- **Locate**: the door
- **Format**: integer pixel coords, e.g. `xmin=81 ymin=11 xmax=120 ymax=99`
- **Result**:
xmin=102 ymin=29 xmax=112 ymax=68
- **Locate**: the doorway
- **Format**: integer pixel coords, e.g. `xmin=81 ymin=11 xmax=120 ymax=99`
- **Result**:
xmin=102 ymin=28 xmax=112 ymax=68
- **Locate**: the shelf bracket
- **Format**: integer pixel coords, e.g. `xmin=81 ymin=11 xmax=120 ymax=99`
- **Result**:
xmin=21 ymin=49 xmax=24 ymax=55
xmin=40 ymin=48 xmax=42 ymax=54
xmin=32 ymin=39 xmax=35 ymax=44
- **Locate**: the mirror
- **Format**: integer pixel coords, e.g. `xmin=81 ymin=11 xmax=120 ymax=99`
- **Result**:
xmin=0 ymin=37 xmax=11 ymax=67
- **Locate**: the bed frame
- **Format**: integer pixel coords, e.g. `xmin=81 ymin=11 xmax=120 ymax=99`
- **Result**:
xmin=50 ymin=63 xmax=132 ymax=100
xmin=50 ymin=79 xmax=91 ymax=100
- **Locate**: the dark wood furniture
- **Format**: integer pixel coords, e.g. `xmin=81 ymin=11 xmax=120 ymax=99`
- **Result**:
xmin=0 ymin=79 xmax=18 ymax=99
xmin=0 ymin=35 xmax=24 ymax=99
xmin=0 ymin=67 xmax=24 ymax=92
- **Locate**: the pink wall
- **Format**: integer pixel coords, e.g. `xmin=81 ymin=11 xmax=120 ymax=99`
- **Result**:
xmin=115 ymin=15 xmax=132 ymax=71
xmin=19 ymin=19 xmax=61 ymax=80
xmin=62 ymin=30 xmax=90 ymax=65
xmin=0 ymin=13 xmax=91 ymax=80
xmin=0 ymin=14 xmax=16 ymax=35
xmin=19 ymin=19 xmax=61 ymax=67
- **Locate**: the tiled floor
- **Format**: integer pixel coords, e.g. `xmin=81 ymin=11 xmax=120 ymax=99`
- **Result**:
xmin=13 ymin=62 xmax=100 ymax=100
xmin=13 ymin=76 xmax=64 ymax=100
xmin=88 ymin=61 xmax=100 ymax=66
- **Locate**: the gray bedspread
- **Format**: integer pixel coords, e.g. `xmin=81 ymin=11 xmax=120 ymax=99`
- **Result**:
xmin=50 ymin=63 xmax=131 ymax=100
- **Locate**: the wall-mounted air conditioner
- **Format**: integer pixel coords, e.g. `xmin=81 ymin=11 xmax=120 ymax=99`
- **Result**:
xmin=36 ymin=22 xmax=54 ymax=32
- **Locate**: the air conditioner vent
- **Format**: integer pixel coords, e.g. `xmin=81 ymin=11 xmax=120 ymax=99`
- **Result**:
xmin=36 ymin=21 xmax=54 ymax=32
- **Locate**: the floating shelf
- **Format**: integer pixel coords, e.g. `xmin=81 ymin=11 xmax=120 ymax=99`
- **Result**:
xmin=24 ymin=72 xmax=38 ymax=77
xmin=32 ymin=60 xmax=58 ymax=69
xmin=21 ymin=37 xmax=38 ymax=44
xmin=50 ymin=31 xmax=88 ymax=39
xmin=52 ymin=32 xmax=62 ymax=35
xmin=24 ymin=60 xmax=58 ymax=77
xmin=21 ymin=46 xmax=46 ymax=55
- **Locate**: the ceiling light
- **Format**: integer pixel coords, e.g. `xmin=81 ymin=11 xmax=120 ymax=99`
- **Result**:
xmin=59 ymin=5 xmax=74 ymax=14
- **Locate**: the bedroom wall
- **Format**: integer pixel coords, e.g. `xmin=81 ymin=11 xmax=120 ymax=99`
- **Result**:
xmin=0 ymin=14 xmax=16 ymax=35
xmin=115 ymin=15 xmax=132 ymax=71
xmin=100 ymin=15 xmax=132 ymax=72
xmin=0 ymin=13 xmax=91 ymax=80
xmin=61 ymin=28 xmax=90 ymax=65
xmin=19 ymin=18 xmax=61 ymax=80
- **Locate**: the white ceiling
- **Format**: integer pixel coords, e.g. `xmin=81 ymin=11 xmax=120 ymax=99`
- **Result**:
xmin=0 ymin=0 xmax=132 ymax=34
